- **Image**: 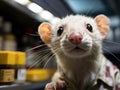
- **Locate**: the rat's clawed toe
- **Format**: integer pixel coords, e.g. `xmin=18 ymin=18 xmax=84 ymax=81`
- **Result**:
xmin=45 ymin=82 xmax=54 ymax=90
xmin=45 ymin=81 xmax=66 ymax=90
xmin=54 ymin=80 xmax=66 ymax=89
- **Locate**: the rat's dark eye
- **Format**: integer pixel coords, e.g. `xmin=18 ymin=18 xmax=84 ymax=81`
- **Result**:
xmin=86 ymin=24 xmax=93 ymax=32
xmin=57 ymin=27 xmax=64 ymax=36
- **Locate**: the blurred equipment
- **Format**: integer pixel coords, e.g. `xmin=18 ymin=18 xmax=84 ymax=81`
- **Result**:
xmin=0 ymin=16 xmax=3 ymax=50
xmin=3 ymin=22 xmax=17 ymax=51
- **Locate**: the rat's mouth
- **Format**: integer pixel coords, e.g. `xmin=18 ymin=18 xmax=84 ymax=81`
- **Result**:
xmin=72 ymin=46 xmax=86 ymax=52
xmin=62 ymin=45 xmax=91 ymax=58
xmin=64 ymin=46 xmax=88 ymax=57
xmin=74 ymin=46 xmax=81 ymax=49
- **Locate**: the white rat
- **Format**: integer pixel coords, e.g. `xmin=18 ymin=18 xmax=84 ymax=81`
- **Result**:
xmin=38 ymin=15 xmax=120 ymax=90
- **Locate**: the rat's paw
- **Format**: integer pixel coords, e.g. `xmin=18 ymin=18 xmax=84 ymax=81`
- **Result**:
xmin=53 ymin=80 xmax=66 ymax=90
xmin=45 ymin=81 xmax=66 ymax=90
xmin=45 ymin=83 xmax=54 ymax=90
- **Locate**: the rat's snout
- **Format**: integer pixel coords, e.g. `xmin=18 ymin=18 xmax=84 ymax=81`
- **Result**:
xmin=69 ymin=32 xmax=83 ymax=45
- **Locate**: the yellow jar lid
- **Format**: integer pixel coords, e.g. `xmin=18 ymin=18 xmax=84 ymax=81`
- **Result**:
xmin=15 ymin=52 xmax=26 ymax=65
xmin=0 ymin=51 xmax=16 ymax=65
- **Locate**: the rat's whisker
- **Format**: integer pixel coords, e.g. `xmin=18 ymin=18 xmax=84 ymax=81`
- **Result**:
xmin=37 ymin=47 xmax=59 ymax=68
xmin=33 ymin=40 xmax=45 ymax=45
xmin=43 ymin=53 xmax=56 ymax=68
xmin=40 ymin=51 xmax=53 ymax=61
xmin=27 ymin=48 xmax=51 ymax=57
xmin=26 ymin=44 xmax=47 ymax=52
xmin=27 ymin=53 xmax=46 ymax=67
xmin=93 ymin=38 xmax=116 ymax=43
xmin=27 ymin=47 xmax=50 ymax=62
xmin=32 ymin=51 xmax=50 ymax=62
xmin=103 ymin=40 xmax=120 ymax=45
xmin=35 ymin=48 xmax=51 ymax=53
xmin=27 ymin=47 xmax=50 ymax=60
xmin=31 ymin=46 xmax=57 ymax=67
xmin=26 ymin=33 xmax=39 ymax=36
xmin=28 ymin=51 xmax=52 ymax=69
xmin=103 ymin=47 xmax=120 ymax=62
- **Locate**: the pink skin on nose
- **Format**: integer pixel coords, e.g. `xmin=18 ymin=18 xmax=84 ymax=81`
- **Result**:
xmin=69 ymin=33 xmax=83 ymax=45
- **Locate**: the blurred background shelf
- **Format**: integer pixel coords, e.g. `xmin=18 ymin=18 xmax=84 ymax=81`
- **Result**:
xmin=0 ymin=80 xmax=50 ymax=90
xmin=0 ymin=0 xmax=42 ymax=24
xmin=0 ymin=0 xmax=120 ymax=89
xmin=0 ymin=0 xmax=120 ymax=53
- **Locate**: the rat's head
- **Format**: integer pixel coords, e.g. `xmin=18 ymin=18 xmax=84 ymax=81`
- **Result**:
xmin=38 ymin=15 xmax=110 ymax=58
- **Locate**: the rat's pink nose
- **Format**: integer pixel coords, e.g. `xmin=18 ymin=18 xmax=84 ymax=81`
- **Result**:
xmin=69 ymin=33 xmax=83 ymax=45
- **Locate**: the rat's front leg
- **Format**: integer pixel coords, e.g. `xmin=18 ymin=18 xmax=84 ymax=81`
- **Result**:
xmin=45 ymin=71 xmax=67 ymax=90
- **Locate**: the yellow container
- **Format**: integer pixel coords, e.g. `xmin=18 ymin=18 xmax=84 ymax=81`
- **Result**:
xmin=0 ymin=51 xmax=16 ymax=65
xmin=26 ymin=69 xmax=50 ymax=82
xmin=15 ymin=52 xmax=26 ymax=65
xmin=15 ymin=52 xmax=26 ymax=83
xmin=0 ymin=51 xmax=16 ymax=84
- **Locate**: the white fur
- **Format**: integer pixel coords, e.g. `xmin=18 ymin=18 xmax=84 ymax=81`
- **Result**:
xmin=49 ymin=15 xmax=106 ymax=90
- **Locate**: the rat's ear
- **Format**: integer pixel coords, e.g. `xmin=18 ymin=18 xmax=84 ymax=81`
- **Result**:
xmin=38 ymin=22 xmax=52 ymax=44
xmin=94 ymin=14 xmax=110 ymax=39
